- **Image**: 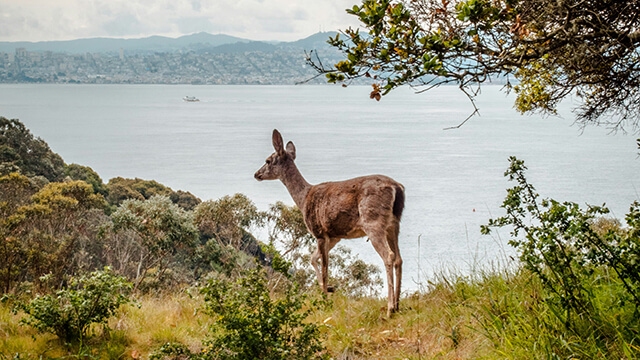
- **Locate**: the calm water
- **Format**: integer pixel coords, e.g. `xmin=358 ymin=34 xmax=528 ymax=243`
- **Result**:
xmin=1 ymin=84 xmax=638 ymax=290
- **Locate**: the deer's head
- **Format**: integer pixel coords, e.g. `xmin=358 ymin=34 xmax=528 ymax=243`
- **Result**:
xmin=254 ymin=129 xmax=296 ymax=181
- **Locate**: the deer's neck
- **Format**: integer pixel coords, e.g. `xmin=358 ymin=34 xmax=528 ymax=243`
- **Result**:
xmin=280 ymin=164 xmax=311 ymax=211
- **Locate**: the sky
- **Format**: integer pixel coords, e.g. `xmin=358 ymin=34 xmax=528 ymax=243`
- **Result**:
xmin=0 ymin=0 xmax=360 ymax=42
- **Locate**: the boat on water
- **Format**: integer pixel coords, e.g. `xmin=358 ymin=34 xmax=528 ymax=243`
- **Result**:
xmin=183 ymin=96 xmax=200 ymax=102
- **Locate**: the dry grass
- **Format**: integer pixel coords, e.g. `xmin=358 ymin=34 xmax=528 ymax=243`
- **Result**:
xmin=0 ymin=290 xmax=212 ymax=359
xmin=0 ymin=301 xmax=67 ymax=358
xmin=1 ymin=284 xmax=494 ymax=359
xmin=110 ymin=290 xmax=211 ymax=358
xmin=7 ymin=267 xmax=616 ymax=360
xmin=311 ymin=287 xmax=493 ymax=360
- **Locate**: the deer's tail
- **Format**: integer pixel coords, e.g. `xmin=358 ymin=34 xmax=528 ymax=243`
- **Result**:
xmin=392 ymin=184 xmax=405 ymax=221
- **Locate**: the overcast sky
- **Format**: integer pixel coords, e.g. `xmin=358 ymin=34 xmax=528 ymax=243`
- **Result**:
xmin=0 ymin=0 xmax=360 ymax=42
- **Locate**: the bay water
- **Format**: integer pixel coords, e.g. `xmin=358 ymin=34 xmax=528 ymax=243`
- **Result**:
xmin=1 ymin=84 xmax=638 ymax=291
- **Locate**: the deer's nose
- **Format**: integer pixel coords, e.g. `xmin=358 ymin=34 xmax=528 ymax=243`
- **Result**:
xmin=254 ymin=172 xmax=263 ymax=181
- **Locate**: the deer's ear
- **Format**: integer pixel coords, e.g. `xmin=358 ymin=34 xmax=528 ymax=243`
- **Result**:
xmin=286 ymin=141 xmax=296 ymax=160
xmin=272 ymin=129 xmax=285 ymax=155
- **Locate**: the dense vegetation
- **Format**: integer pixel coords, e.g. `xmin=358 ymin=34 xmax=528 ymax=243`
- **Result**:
xmin=1 ymin=3 xmax=639 ymax=357
xmin=0 ymin=116 xmax=384 ymax=358
xmin=1 ymin=115 xmax=639 ymax=359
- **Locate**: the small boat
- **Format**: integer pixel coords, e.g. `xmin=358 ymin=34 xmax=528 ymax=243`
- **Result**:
xmin=183 ymin=96 xmax=200 ymax=102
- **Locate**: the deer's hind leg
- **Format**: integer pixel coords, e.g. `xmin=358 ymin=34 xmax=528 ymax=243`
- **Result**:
xmin=387 ymin=220 xmax=402 ymax=311
xmin=364 ymin=223 xmax=396 ymax=317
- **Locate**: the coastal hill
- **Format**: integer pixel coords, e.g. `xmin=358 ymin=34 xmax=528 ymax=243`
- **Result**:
xmin=0 ymin=31 xmax=337 ymax=55
xmin=0 ymin=32 xmax=346 ymax=85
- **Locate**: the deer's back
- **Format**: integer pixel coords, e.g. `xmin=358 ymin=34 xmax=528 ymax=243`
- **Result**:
xmin=303 ymin=175 xmax=403 ymax=239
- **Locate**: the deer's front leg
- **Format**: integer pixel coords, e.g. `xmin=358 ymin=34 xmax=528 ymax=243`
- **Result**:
xmin=312 ymin=237 xmax=340 ymax=293
xmin=314 ymin=237 xmax=331 ymax=293
xmin=310 ymin=242 xmax=323 ymax=290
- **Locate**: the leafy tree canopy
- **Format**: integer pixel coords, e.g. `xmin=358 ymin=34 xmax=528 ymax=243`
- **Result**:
xmin=0 ymin=173 xmax=37 ymax=218
xmin=65 ymin=163 xmax=108 ymax=197
xmin=2 ymin=180 xmax=107 ymax=291
xmin=0 ymin=117 xmax=66 ymax=181
xmin=195 ymin=194 xmax=261 ymax=244
xmin=110 ymin=195 xmax=199 ymax=290
xmin=312 ymin=0 xmax=640 ymax=130
xmin=194 ymin=194 xmax=264 ymax=258
xmin=111 ymin=195 xmax=198 ymax=256
xmin=107 ymin=177 xmax=201 ymax=210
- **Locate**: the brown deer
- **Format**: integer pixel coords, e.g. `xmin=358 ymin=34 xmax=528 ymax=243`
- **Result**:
xmin=254 ymin=129 xmax=404 ymax=316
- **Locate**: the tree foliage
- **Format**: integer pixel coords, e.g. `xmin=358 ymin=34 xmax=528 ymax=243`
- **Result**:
xmin=0 ymin=117 xmax=66 ymax=180
xmin=195 ymin=193 xmax=262 ymax=249
xmin=1 ymin=179 xmax=106 ymax=291
xmin=0 ymin=173 xmax=38 ymax=293
xmin=312 ymin=0 xmax=640 ymax=130
xmin=191 ymin=194 xmax=266 ymax=278
xmin=65 ymin=163 xmax=109 ymax=198
xmin=110 ymin=195 xmax=199 ymax=290
xmin=106 ymin=177 xmax=201 ymax=210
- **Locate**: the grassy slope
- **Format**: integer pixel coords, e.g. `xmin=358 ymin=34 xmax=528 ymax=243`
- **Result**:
xmin=1 ymin=266 xmax=636 ymax=359
xmin=0 ymin=271 xmax=517 ymax=359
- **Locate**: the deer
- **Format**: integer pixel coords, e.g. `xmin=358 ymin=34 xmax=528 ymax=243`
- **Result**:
xmin=254 ymin=129 xmax=405 ymax=316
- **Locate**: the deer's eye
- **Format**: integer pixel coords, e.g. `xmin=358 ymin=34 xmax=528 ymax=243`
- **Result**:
xmin=266 ymin=159 xmax=272 ymax=165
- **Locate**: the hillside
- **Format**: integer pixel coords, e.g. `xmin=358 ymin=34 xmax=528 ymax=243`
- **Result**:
xmin=0 ymin=31 xmax=338 ymax=55
xmin=0 ymin=32 xmax=344 ymax=85
xmin=1 ymin=115 xmax=639 ymax=358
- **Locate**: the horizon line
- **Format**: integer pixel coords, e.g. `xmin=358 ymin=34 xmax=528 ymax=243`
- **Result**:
xmin=0 ymin=30 xmax=341 ymax=45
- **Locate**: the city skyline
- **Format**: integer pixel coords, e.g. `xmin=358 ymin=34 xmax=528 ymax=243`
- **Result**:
xmin=0 ymin=0 xmax=359 ymax=43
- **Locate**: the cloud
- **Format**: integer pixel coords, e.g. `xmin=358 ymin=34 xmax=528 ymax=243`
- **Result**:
xmin=102 ymin=13 xmax=145 ymax=37
xmin=190 ymin=0 xmax=202 ymax=12
xmin=0 ymin=0 xmax=361 ymax=42
xmin=175 ymin=17 xmax=215 ymax=34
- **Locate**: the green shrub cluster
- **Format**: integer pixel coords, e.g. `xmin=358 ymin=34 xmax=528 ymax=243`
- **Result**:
xmin=482 ymin=157 xmax=640 ymax=357
xmin=1 ymin=118 xmax=377 ymax=358
xmin=150 ymin=266 xmax=327 ymax=360
xmin=9 ymin=267 xmax=132 ymax=345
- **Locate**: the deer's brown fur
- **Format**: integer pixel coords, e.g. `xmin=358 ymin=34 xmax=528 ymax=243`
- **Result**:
xmin=254 ymin=129 xmax=404 ymax=316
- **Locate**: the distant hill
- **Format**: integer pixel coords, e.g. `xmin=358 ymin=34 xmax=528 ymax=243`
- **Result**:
xmin=0 ymin=32 xmax=339 ymax=55
xmin=0 ymin=33 xmax=249 ymax=54
xmin=199 ymin=41 xmax=278 ymax=54
xmin=287 ymin=32 xmax=339 ymax=50
xmin=0 ymin=31 xmax=347 ymax=85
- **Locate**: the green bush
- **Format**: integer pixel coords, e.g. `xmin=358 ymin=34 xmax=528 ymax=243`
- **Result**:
xmin=149 ymin=265 xmax=326 ymax=360
xmin=110 ymin=195 xmax=199 ymax=291
xmin=149 ymin=342 xmax=193 ymax=360
xmin=12 ymin=267 xmax=132 ymax=345
xmin=482 ymin=156 xmax=640 ymax=357
xmin=200 ymin=266 xmax=326 ymax=360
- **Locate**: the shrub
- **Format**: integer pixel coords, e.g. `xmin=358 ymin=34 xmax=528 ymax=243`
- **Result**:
xmin=149 ymin=265 xmax=326 ymax=360
xmin=110 ymin=195 xmax=199 ymax=291
xmin=199 ymin=266 xmax=326 ymax=360
xmin=3 ymin=180 xmax=107 ymax=292
xmin=482 ymin=156 xmax=640 ymax=356
xmin=12 ymin=267 xmax=132 ymax=345
xmin=149 ymin=342 xmax=193 ymax=360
